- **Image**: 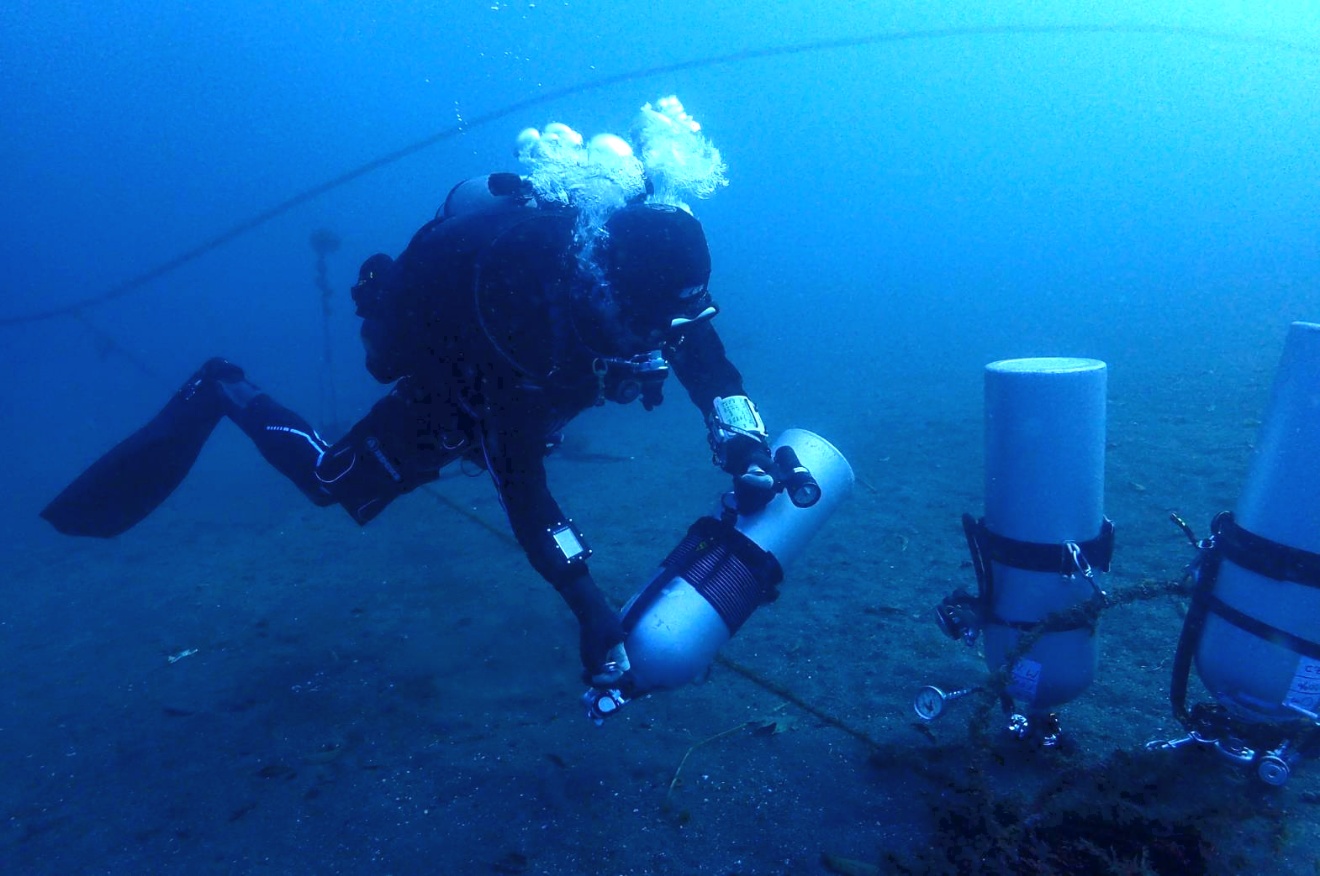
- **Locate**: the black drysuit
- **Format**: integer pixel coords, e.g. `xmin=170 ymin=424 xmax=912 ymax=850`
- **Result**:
xmin=42 ymin=200 xmax=748 ymax=676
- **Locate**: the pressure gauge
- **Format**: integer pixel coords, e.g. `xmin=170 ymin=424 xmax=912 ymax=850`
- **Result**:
xmin=914 ymin=684 xmax=979 ymax=721
xmin=914 ymin=685 xmax=950 ymax=721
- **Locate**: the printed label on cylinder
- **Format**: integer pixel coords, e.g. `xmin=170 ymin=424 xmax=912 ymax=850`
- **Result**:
xmin=1285 ymin=656 xmax=1320 ymax=714
xmin=1007 ymin=658 xmax=1042 ymax=702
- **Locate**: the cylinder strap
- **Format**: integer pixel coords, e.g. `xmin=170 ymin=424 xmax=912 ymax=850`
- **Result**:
xmin=1203 ymin=593 xmax=1320 ymax=661
xmin=964 ymin=514 xmax=1114 ymax=580
xmin=1196 ymin=512 xmax=1320 ymax=659
xmin=962 ymin=514 xmax=1113 ymax=634
xmin=1217 ymin=513 xmax=1320 ymax=590
xmin=1170 ymin=511 xmax=1320 ymax=725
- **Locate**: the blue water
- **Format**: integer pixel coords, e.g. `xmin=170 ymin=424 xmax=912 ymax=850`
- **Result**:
xmin=3 ymin=3 xmax=1319 ymax=873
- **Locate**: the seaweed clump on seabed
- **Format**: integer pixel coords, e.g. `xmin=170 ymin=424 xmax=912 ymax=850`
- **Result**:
xmin=871 ymin=744 xmax=1216 ymax=876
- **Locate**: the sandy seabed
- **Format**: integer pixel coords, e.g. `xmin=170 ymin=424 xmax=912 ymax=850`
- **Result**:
xmin=5 ymin=344 xmax=1319 ymax=876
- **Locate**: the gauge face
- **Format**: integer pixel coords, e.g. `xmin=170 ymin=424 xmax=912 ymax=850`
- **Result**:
xmin=914 ymin=685 xmax=945 ymax=721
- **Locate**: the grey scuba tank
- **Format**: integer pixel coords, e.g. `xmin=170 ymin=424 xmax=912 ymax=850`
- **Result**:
xmin=611 ymin=429 xmax=853 ymax=699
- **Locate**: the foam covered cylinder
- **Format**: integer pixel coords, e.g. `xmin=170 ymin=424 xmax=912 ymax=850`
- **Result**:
xmin=981 ymin=357 xmax=1107 ymax=711
xmin=622 ymin=429 xmax=854 ymax=695
xmin=1197 ymin=322 xmax=1320 ymax=724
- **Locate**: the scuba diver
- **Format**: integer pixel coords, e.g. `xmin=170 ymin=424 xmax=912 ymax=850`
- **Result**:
xmin=40 ymin=170 xmax=788 ymax=687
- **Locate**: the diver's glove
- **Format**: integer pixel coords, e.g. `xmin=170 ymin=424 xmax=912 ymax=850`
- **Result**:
xmin=557 ymin=570 xmax=631 ymax=685
xmin=708 ymin=396 xmax=777 ymax=513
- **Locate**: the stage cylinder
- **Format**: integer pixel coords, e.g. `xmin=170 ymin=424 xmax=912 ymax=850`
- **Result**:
xmin=1197 ymin=322 xmax=1320 ymax=724
xmin=981 ymin=357 xmax=1107 ymax=711
xmin=621 ymin=429 xmax=854 ymax=696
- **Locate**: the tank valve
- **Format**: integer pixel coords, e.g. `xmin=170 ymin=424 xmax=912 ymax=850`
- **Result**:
xmin=582 ymin=688 xmax=630 ymax=726
xmin=1007 ymin=712 xmax=1062 ymax=748
xmin=1257 ymin=742 xmax=1299 ymax=786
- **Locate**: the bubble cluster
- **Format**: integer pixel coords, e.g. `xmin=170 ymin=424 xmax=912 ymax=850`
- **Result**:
xmin=515 ymin=96 xmax=727 ymax=234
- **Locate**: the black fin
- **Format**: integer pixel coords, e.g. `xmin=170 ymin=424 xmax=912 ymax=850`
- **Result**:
xmin=40 ymin=364 xmax=233 ymax=537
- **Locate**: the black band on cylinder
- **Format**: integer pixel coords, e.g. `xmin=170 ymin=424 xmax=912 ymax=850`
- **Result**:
xmin=658 ymin=516 xmax=783 ymax=633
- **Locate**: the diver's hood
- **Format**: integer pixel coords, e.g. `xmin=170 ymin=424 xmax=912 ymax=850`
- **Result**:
xmin=563 ymin=203 xmax=719 ymax=359
xmin=596 ymin=204 xmax=716 ymax=337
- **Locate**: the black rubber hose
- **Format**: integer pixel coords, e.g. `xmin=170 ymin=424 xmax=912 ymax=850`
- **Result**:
xmin=3 ymin=24 xmax=1315 ymax=328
